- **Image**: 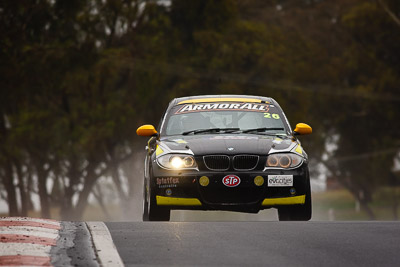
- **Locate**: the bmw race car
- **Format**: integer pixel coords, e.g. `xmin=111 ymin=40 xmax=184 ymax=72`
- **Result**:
xmin=137 ymin=95 xmax=312 ymax=221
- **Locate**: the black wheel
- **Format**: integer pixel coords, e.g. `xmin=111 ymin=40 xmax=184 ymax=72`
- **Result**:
xmin=278 ymin=177 xmax=312 ymax=221
xmin=143 ymin=169 xmax=170 ymax=221
xmin=142 ymin=175 xmax=150 ymax=221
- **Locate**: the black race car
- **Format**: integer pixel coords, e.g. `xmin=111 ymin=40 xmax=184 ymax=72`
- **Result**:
xmin=137 ymin=95 xmax=312 ymax=221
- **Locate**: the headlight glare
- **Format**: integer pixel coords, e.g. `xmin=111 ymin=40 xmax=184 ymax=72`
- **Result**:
xmin=157 ymin=154 xmax=197 ymax=169
xmin=265 ymin=153 xmax=303 ymax=169
xmin=170 ymin=156 xmax=184 ymax=168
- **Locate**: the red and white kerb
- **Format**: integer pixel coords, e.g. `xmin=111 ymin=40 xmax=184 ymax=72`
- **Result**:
xmin=0 ymin=217 xmax=60 ymax=266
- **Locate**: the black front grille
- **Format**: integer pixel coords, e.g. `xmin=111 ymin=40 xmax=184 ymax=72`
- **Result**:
xmin=203 ymin=155 xmax=230 ymax=170
xmin=233 ymin=155 xmax=259 ymax=170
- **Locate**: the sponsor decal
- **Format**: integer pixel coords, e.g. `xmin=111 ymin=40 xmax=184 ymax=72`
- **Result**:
xmin=254 ymin=176 xmax=265 ymax=186
xmin=176 ymin=102 xmax=270 ymax=114
xmin=290 ymin=188 xmax=296 ymax=195
xmin=157 ymin=177 xmax=179 ymax=188
xmin=165 ymin=188 xmax=172 ymax=196
xmin=222 ymin=175 xmax=241 ymax=187
xmin=267 ymin=175 xmax=293 ymax=187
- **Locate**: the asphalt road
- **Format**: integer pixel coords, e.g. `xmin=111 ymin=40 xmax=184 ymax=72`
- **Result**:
xmin=106 ymin=221 xmax=400 ymax=266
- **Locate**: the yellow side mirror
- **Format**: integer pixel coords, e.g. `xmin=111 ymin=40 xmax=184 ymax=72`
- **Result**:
xmin=294 ymin=123 xmax=312 ymax=135
xmin=137 ymin=124 xmax=158 ymax=136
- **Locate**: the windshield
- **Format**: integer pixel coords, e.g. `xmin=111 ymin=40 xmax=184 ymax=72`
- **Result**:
xmin=162 ymin=102 xmax=289 ymax=136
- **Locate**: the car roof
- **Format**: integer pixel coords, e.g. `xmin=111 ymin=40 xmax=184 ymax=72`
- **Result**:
xmin=170 ymin=95 xmax=275 ymax=106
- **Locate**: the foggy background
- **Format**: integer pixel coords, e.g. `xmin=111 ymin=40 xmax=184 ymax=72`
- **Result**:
xmin=1 ymin=0 xmax=399 ymax=221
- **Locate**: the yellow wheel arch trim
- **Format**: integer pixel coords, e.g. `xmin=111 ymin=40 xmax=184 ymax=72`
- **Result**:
xmin=262 ymin=195 xmax=306 ymax=206
xmin=178 ymin=98 xmax=268 ymax=104
xmin=156 ymin=196 xmax=202 ymax=206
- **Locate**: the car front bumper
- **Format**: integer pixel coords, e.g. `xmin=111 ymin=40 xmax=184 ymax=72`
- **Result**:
xmin=151 ymin=161 xmax=310 ymax=213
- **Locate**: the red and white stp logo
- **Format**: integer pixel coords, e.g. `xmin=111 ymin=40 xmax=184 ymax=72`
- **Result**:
xmin=222 ymin=175 xmax=241 ymax=187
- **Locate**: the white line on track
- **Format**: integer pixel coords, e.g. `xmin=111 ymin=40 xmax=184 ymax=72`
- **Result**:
xmin=0 ymin=243 xmax=52 ymax=257
xmin=0 ymin=227 xmax=59 ymax=239
xmin=0 ymin=217 xmax=60 ymax=226
xmin=86 ymin=222 xmax=124 ymax=267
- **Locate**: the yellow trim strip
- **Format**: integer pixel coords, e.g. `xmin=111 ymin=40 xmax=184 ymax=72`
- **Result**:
xmin=295 ymin=145 xmax=303 ymax=154
xmin=262 ymin=195 xmax=306 ymax=206
xmin=155 ymin=145 xmax=163 ymax=156
xmin=156 ymin=196 xmax=202 ymax=206
xmin=178 ymin=98 xmax=266 ymax=104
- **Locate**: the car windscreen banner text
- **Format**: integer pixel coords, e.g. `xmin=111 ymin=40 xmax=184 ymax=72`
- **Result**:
xmin=175 ymin=102 xmax=271 ymax=114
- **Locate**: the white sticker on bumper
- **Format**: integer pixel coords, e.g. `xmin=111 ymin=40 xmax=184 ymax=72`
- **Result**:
xmin=267 ymin=175 xmax=293 ymax=187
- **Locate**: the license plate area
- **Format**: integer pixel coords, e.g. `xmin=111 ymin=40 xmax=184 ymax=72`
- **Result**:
xmin=267 ymin=175 xmax=293 ymax=187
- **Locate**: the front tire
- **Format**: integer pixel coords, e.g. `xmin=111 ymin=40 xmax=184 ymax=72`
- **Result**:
xmin=143 ymin=169 xmax=170 ymax=221
xmin=278 ymin=177 xmax=312 ymax=221
xmin=142 ymin=176 xmax=150 ymax=221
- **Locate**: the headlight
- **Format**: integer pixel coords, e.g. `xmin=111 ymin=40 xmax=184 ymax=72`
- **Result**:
xmin=265 ymin=153 xmax=303 ymax=169
xmin=157 ymin=154 xmax=197 ymax=169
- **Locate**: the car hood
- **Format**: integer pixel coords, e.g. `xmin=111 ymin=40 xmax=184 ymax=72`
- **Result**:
xmin=159 ymin=134 xmax=299 ymax=156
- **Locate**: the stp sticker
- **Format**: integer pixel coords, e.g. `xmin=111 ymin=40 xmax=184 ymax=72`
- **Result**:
xmin=267 ymin=175 xmax=293 ymax=187
xmin=222 ymin=175 xmax=241 ymax=187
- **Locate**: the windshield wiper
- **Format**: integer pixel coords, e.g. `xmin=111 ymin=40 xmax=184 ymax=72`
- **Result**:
xmin=182 ymin=128 xmax=240 ymax=135
xmin=241 ymin=127 xmax=285 ymax=134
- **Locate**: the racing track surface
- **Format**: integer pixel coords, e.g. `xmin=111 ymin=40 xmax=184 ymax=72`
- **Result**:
xmin=107 ymin=221 xmax=400 ymax=266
